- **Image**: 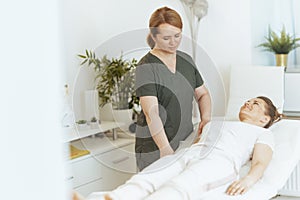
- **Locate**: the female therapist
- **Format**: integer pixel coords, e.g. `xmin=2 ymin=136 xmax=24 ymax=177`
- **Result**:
xmin=135 ymin=6 xmax=212 ymax=171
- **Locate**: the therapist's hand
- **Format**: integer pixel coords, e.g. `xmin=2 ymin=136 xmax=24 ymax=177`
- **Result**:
xmin=160 ymin=145 xmax=174 ymax=158
xmin=197 ymin=119 xmax=210 ymax=136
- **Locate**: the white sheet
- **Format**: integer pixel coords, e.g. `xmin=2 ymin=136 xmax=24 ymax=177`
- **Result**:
xmin=86 ymin=119 xmax=300 ymax=200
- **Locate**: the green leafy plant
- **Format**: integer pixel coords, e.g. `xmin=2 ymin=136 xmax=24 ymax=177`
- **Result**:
xmin=76 ymin=120 xmax=87 ymax=124
xmin=78 ymin=50 xmax=139 ymax=110
xmin=258 ymin=26 xmax=300 ymax=54
xmin=90 ymin=116 xmax=97 ymax=123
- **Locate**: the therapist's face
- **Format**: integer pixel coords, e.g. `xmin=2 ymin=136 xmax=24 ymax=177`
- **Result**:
xmin=152 ymin=23 xmax=182 ymax=54
xmin=239 ymin=98 xmax=271 ymax=127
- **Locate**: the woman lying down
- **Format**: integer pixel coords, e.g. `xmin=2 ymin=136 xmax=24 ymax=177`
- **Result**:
xmin=74 ymin=96 xmax=282 ymax=200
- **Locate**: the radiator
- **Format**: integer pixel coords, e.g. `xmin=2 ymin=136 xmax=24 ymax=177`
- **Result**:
xmin=278 ymin=161 xmax=300 ymax=197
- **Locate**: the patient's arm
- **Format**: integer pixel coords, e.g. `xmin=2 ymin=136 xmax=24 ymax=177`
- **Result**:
xmin=226 ymin=143 xmax=273 ymax=196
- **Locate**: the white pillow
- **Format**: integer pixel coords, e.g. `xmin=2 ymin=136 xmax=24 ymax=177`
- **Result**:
xmin=225 ymin=66 xmax=285 ymax=120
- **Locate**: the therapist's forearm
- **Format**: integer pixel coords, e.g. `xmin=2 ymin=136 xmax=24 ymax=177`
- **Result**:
xmin=197 ymin=92 xmax=211 ymax=121
xmin=145 ymin=113 xmax=171 ymax=150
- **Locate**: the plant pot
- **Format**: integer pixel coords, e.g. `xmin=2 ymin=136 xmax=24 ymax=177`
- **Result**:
xmin=89 ymin=122 xmax=99 ymax=129
xmin=77 ymin=123 xmax=88 ymax=130
xmin=275 ymin=54 xmax=288 ymax=67
xmin=99 ymin=103 xmax=134 ymax=132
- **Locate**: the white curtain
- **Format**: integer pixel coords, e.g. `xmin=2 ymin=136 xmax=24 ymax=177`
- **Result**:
xmin=272 ymin=0 xmax=299 ymax=67
xmin=270 ymin=0 xmax=300 ymax=67
xmin=251 ymin=0 xmax=299 ymax=68
xmin=292 ymin=0 xmax=300 ymax=66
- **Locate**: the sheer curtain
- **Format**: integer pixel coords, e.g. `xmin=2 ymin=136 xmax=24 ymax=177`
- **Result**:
xmin=291 ymin=0 xmax=300 ymax=67
xmin=251 ymin=0 xmax=299 ymax=68
xmin=272 ymin=0 xmax=299 ymax=67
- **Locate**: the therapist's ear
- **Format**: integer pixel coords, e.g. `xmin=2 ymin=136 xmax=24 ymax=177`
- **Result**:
xmin=151 ymin=33 xmax=157 ymax=43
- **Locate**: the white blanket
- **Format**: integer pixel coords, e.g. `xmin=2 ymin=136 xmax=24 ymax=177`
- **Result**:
xmin=86 ymin=120 xmax=300 ymax=200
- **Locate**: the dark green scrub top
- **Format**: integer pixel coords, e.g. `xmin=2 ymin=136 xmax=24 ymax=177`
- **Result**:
xmin=134 ymin=50 xmax=204 ymax=170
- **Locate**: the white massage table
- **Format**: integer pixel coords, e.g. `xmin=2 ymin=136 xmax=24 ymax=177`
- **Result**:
xmin=186 ymin=118 xmax=300 ymax=200
xmin=87 ymin=66 xmax=300 ymax=200
xmin=197 ymin=66 xmax=300 ymax=199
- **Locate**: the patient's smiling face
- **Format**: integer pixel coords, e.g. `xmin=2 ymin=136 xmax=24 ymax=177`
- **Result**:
xmin=239 ymin=98 xmax=271 ymax=127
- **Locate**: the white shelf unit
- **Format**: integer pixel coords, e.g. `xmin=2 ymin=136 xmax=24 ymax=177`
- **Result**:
xmin=64 ymin=121 xmax=137 ymax=197
xmin=62 ymin=121 xmax=124 ymax=143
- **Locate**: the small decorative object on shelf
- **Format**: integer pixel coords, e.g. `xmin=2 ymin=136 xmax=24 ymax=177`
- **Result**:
xmin=89 ymin=116 xmax=99 ymax=129
xmin=90 ymin=116 xmax=97 ymax=122
xmin=76 ymin=119 xmax=88 ymax=130
xmin=258 ymin=26 xmax=300 ymax=67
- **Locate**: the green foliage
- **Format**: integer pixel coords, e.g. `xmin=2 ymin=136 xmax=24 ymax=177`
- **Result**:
xmin=78 ymin=50 xmax=139 ymax=110
xmin=258 ymin=26 xmax=300 ymax=54
xmin=90 ymin=116 xmax=97 ymax=122
xmin=76 ymin=120 xmax=87 ymax=124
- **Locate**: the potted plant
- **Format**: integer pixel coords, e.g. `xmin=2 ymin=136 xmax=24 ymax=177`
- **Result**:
xmin=258 ymin=26 xmax=300 ymax=67
xmin=89 ymin=116 xmax=99 ymax=129
xmin=76 ymin=119 xmax=88 ymax=130
xmin=78 ymin=50 xmax=139 ymax=131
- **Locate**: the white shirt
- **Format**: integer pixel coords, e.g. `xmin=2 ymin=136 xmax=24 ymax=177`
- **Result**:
xmin=195 ymin=121 xmax=274 ymax=171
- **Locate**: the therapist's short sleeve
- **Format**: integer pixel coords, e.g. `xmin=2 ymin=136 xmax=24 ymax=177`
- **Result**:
xmin=135 ymin=64 xmax=157 ymax=97
xmin=256 ymin=131 xmax=275 ymax=151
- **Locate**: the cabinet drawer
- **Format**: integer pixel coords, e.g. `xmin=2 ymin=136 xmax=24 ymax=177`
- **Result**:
xmin=71 ymin=156 xmax=104 ymax=188
xmin=95 ymin=144 xmax=137 ymax=173
xmin=74 ymin=178 xmax=104 ymax=197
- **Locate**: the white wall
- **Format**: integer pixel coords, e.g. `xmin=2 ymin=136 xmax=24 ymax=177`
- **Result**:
xmin=63 ymin=0 xmax=300 ymax=117
xmin=1 ymin=0 xmax=69 ymax=200
xmin=63 ymin=0 xmax=254 ymax=118
xmin=62 ymin=0 xmax=184 ymax=119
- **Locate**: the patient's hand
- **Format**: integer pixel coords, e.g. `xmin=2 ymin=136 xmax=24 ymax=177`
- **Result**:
xmin=226 ymin=176 xmax=255 ymax=195
xmin=73 ymin=191 xmax=85 ymax=200
xmin=104 ymin=194 xmax=113 ymax=200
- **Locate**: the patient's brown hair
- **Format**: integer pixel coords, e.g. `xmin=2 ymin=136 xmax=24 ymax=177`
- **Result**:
xmin=147 ymin=6 xmax=183 ymax=49
xmin=257 ymin=96 xmax=282 ymax=128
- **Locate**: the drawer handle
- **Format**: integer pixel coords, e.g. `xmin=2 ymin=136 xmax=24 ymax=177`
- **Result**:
xmin=112 ymin=156 xmax=129 ymax=164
